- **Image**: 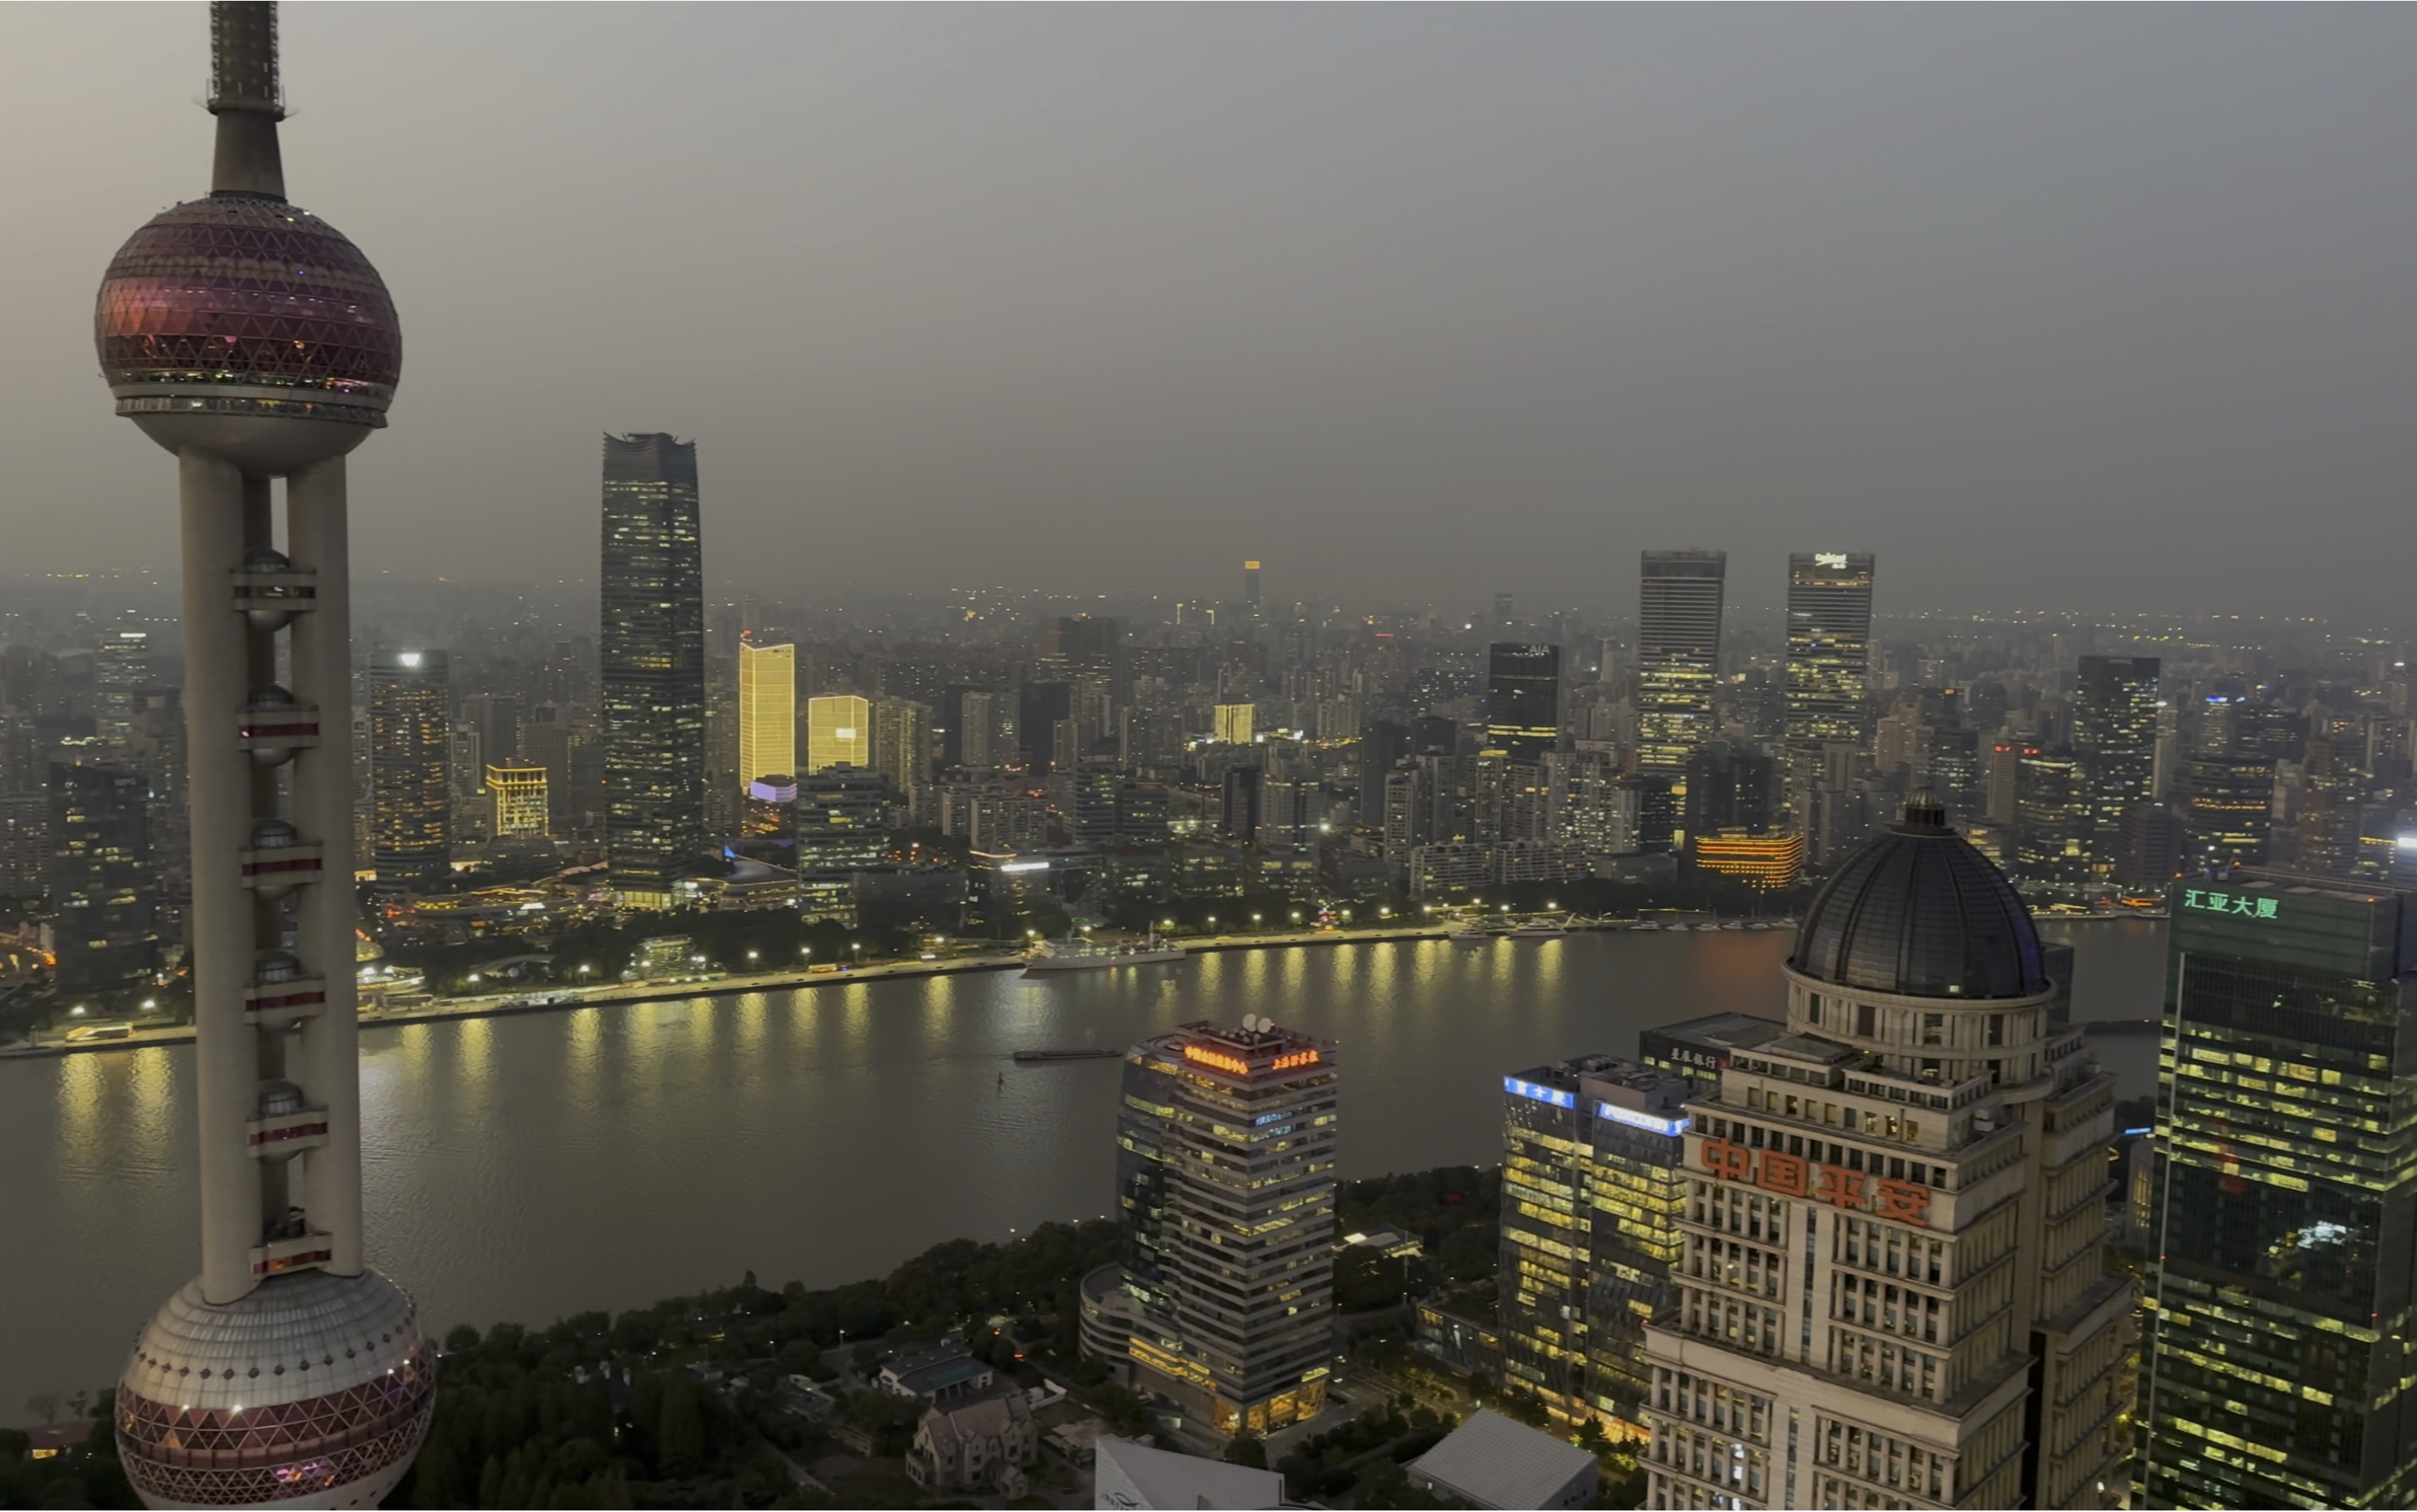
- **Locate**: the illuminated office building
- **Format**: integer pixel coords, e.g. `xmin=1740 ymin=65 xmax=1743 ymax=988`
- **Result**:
xmin=2071 ymin=656 xmax=2159 ymax=851
xmin=2183 ymin=752 xmax=2275 ymax=869
xmin=2142 ymin=873 xmax=2417 ymax=1510
xmin=484 ymin=763 xmax=549 ymax=838
xmin=1691 ymin=832 xmax=1805 ymax=891
xmin=1498 ymin=1057 xmax=1691 ymax=1433
xmin=369 ymin=650 xmax=450 ymax=880
xmin=737 ymin=638 xmax=795 ymax=789
xmin=600 ymin=432 xmax=705 ymax=908
xmin=806 ymin=693 xmax=870 ymax=773
xmin=95 ymin=630 xmax=152 ymax=746
xmin=1637 ymin=551 xmax=1726 ymax=775
xmin=95 ymin=6 xmax=433 ymax=1500
xmin=1486 ymin=643 xmax=1561 ymax=761
xmin=1244 ymin=560 xmax=1262 ymax=615
xmin=1783 ymin=553 xmax=1876 ymax=748
xmin=1104 ymin=1019 xmax=1340 ymax=1436
xmin=1645 ymin=795 xmax=2124 ymax=1510
xmin=2013 ymin=748 xmax=2090 ymax=888
xmin=1215 ymin=702 xmax=1256 ymax=747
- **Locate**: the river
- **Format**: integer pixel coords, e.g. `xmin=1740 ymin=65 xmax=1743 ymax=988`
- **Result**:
xmin=0 ymin=920 xmax=2163 ymax=1407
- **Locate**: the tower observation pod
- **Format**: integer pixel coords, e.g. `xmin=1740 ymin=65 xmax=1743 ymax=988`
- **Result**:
xmin=97 ymin=4 xmax=433 ymax=1505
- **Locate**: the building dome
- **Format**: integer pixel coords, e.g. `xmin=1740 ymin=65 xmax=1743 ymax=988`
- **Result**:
xmin=1791 ymin=793 xmax=2046 ymax=999
xmin=95 ymin=194 xmax=400 ymax=430
xmin=117 ymin=1268 xmax=436 ymax=1509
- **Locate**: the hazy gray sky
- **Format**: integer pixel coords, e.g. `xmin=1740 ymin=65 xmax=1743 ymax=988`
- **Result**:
xmin=4 ymin=5 xmax=2412 ymax=616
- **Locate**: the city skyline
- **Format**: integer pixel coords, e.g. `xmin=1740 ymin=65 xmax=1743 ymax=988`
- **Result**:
xmin=5 ymin=7 xmax=2417 ymax=613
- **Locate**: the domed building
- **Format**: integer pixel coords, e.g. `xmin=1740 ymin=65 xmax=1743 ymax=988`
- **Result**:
xmin=1644 ymin=796 xmax=2127 ymax=1510
xmin=98 ymin=5 xmax=431 ymax=1506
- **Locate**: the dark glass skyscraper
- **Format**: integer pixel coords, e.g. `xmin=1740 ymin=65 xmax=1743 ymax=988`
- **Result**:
xmin=1637 ymin=550 xmax=1725 ymax=774
xmin=48 ymin=761 xmax=158 ymax=995
xmin=2072 ymin=656 xmax=2159 ymax=853
xmin=2143 ymin=873 xmax=2417 ymax=1508
xmin=1783 ymin=551 xmax=1876 ymax=747
xmin=368 ymin=650 xmax=450 ymax=880
xmin=600 ymin=433 xmax=705 ymax=908
xmin=1485 ymin=642 xmax=1561 ymax=761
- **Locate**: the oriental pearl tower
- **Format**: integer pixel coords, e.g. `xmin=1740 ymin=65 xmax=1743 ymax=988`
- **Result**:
xmin=98 ymin=4 xmax=434 ymax=1506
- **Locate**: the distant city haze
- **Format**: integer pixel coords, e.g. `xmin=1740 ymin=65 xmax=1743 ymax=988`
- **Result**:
xmin=5 ymin=5 xmax=2413 ymax=614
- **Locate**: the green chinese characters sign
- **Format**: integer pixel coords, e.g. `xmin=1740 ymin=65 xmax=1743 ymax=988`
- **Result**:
xmin=2181 ymin=888 xmax=2276 ymax=919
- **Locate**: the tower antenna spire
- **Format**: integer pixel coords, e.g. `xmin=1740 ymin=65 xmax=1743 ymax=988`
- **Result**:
xmin=207 ymin=0 xmax=285 ymax=198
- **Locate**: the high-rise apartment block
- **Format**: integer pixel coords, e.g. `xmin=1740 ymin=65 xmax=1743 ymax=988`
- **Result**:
xmin=48 ymin=761 xmax=160 ymax=996
xmin=1485 ymin=643 xmax=1561 ymax=761
xmin=1783 ymin=553 xmax=1876 ymax=749
xmin=872 ymin=696 xmax=933 ymax=792
xmin=1637 ymin=551 xmax=1726 ymax=775
xmin=1645 ymin=796 xmax=2125 ymax=1510
xmin=2142 ymin=873 xmax=2417 ymax=1508
xmin=1498 ymin=1057 xmax=1691 ymax=1433
xmin=1101 ymin=1019 xmax=1340 ymax=1436
xmin=737 ymin=638 xmax=796 ymax=789
xmin=600 ymin=431 xmax=705 ymax=908
xmin=807 ymin=693 xmax=871 ymax=773
xmin=369 ymin=650 xmax=450 ymax=881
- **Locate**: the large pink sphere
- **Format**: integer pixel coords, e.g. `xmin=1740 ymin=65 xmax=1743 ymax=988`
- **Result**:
xmin=95 ymin=195 xmax=401 ymax=432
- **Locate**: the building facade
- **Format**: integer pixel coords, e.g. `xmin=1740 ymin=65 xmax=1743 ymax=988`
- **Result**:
xmin=48 ymin=761 xmax=159 ymax=995
xmin=1644 ymin=796 xmax=2126 ymax=1510
xmin=1498 ymin=1057 xmax=1691 ymax=1434
xmin=806 ymin=693 xmax=870 ymax=774
xmin=1783 ymin=553 xmax=1876 ymax=749
xmin=484 ymin=763 xmax=549 ymax=838
xmin=1104 ymin=1019 xmax=1340 ymax=1435
xmin=1486 ymin=643 xmax=1562 ymax=761
xmin=1637 ymin=551 xmax=1727 ymax=776
xmin=737 ymin=638 xmax=795 ymax=791
xmin=600 ymin=431 xmax=706 ymax=908
xmin=2141 ymin=873 xmax=2417 ymax=1508
xmin=2070 ymin=656 xmax=2159 ymax=859
xmin=369 ymin=650 xmax=450 ymax=880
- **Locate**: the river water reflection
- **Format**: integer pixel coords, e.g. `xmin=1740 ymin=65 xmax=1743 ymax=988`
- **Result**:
xmin=0 ymin=921 xmax=2160 ymax=1404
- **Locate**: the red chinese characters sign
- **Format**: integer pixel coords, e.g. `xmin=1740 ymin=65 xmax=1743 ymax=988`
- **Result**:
xmin=1696 ymin=1138 xmax=1931 ymax=1228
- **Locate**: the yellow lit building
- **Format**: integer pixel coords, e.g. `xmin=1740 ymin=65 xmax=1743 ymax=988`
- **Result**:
xmin=486 ymin=763 xmax=550 ymax=837
xmin=739 ymin=640 xmax=796 ymax=789
xmin=1214 ymin=703 xmax=1255 ymax=746
xmin=1690 ymin=829 xmax=1805 ymax=889
xmin=807 ymin=693 xmax=870 ymax=773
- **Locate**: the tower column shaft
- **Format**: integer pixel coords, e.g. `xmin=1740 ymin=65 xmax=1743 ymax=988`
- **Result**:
xmin=288 ymin=455 xmax=363 ymax=1274
xmin=179 ymin=450 xmax=260 ymax=1305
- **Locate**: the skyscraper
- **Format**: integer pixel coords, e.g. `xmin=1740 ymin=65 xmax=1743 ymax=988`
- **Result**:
xmin=1243 ymin=559 xmax=1262 ymax=616
xmin=2071 ymin=656 xmax=2159 ymax=856
xmin=48 ymin=762 xmax=160 ymax=996
xmin=806 ymin=693 xmax=871 ymax=773
xmin=95 ymin=629 xmax=152 ymax=746
xmin=1644 ymin=796 xmax=2125 ymax=1510
xmin=1498 ymin=1056 xmax=1690 ymax=1433
xmin=2143 ymin=873 xmax=2417 ymax=1507
xmin=95 ymin=6 xmax=433 ymax=1501
xmin=369 ymin=650 xmax=450 ymax=881
xmin=1485 ymin=642 xmax=1561 ymax=761
xmin=600 ymin=432 xmax=706 ymax=907
xmin=737 ymin=638 xmax=796 ymax=789
xmin=1637 ymin=550 xmax=1726 ymax=775
xmin=1784 ymin=552 xmax=1877 ymax=748
xmin=1104 ymin=1019 xmax=1340 ymax=1436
